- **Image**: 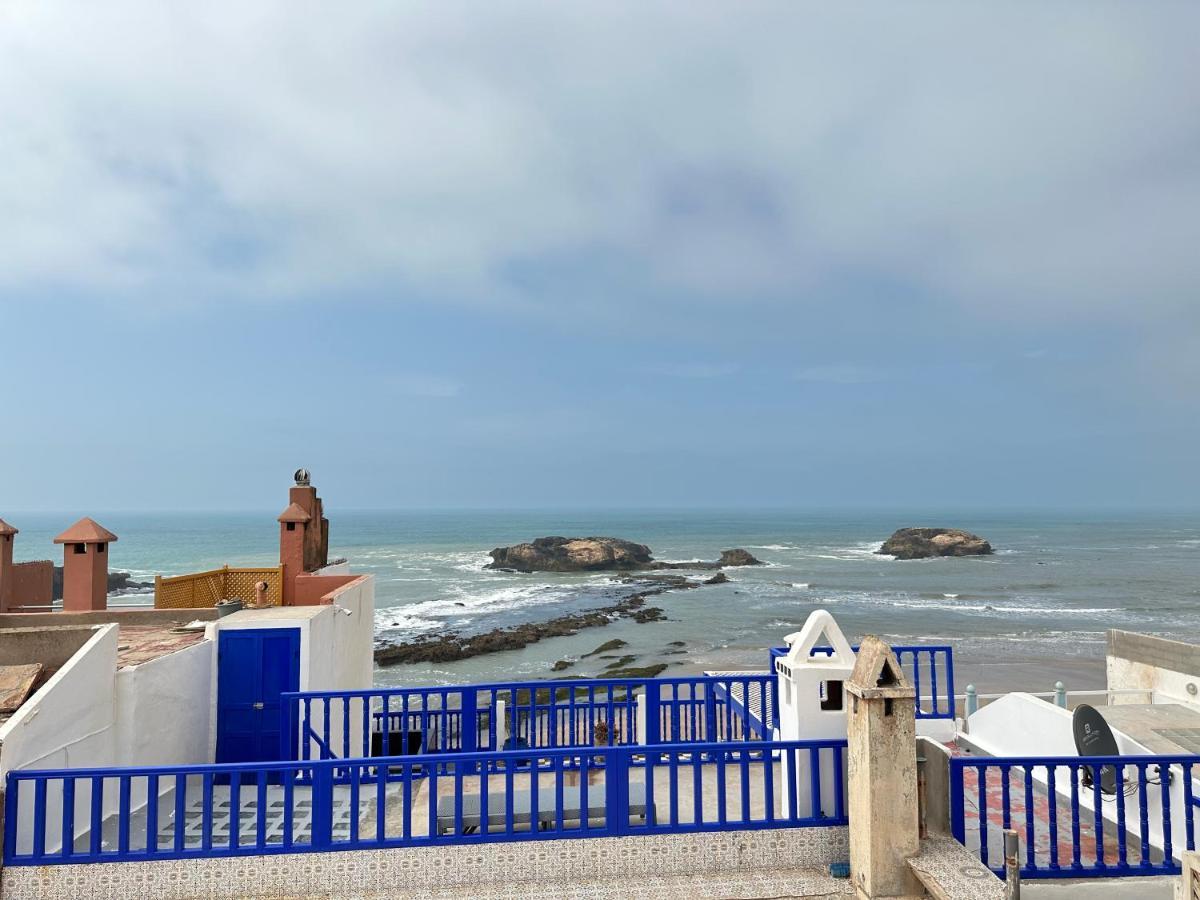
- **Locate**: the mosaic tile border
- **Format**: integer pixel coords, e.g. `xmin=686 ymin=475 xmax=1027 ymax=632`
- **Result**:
xmin=0 ymin=826 xmax=848 ymax=900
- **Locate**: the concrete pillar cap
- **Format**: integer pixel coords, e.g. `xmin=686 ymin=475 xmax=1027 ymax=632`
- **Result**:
xmin=52 ymin=517 xmax=118 ymax=544
xmin=847 ymin=635 xmax=914 ymax=700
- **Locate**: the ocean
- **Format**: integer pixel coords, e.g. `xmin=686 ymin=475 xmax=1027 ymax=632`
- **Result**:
xmin=9 ymin=510 xmax=1199 ymax=691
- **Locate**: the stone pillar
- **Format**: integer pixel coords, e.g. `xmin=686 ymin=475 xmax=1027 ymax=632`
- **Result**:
xmin=846 ymin=636 xmax=923 ymax=900
xmin=0 ymin=518 xmax=17 ymax=612
xmin=53 ymin=517 xmax=118 ymax=612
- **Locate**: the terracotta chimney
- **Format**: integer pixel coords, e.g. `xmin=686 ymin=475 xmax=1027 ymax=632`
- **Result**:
xmin=278 ymin=501 xmax=310 ymax=606
xmin=0 ymin=518 xmax=17 ymax=613
xmin=53 ymin=517 xmax=118 ymax=612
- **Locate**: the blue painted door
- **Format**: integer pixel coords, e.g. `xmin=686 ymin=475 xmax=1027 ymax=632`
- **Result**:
xmin=216 ymin=628 xmax=300 ymax=763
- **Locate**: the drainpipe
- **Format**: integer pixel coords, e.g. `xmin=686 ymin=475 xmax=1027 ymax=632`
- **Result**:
xmin=916 ymin=754 xmax=928 ymax=839
xmin=1004 ymin=829 xmax=1021 ymax=899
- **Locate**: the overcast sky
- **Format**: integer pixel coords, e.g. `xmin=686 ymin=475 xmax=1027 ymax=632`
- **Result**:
xmin=1 ymin=1 xmax=1198 ymax=511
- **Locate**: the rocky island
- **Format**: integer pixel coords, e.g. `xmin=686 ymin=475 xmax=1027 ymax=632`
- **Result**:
xmin=486 ymin=536 xmax=762 ymax=573
xmin=879 ymin=527 xmax=993 ymax=560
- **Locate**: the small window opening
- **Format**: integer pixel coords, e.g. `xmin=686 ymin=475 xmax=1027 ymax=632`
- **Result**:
xmin=97 ymin=543 xmax=106 ymax=554
xmin=876 ymin=661 xmax=899 ymax=688
xmin=73 ymin=543 xmax=86 ymax=555
xmin=286 ymin=522 xmax=296 ymax=532
xmin=884 ymin=698 xmax=894 ymax=717
xmin=820 ymin=680 xmax=844 ymax=712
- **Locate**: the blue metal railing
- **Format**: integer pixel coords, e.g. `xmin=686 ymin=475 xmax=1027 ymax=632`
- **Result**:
xmin=950 ymin=753 xmax=1200 ymax=879
xmin=4 ymin=738 xmax=847 ymax=867
xmin=285 ymin=674 xmax=778 ymax=767
xmin=769 ymin=644 xmax=955 ymax=719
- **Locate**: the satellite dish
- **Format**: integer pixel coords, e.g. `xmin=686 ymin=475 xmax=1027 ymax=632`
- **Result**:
xmin=1072 ymin=704 xmax=1119 ymax=794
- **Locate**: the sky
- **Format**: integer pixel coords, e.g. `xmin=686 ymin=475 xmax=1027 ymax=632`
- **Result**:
xmin=1 ymin=1 xmax=1199 ymax=512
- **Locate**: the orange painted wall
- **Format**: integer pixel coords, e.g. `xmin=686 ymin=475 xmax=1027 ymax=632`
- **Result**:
xmin=292 ymin=573 xmax=363 ymax=605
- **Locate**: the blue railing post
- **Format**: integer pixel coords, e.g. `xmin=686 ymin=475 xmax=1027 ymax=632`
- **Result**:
xmin=704 ymin=686 xmax=718 ymax=744
xmin=310 ymin=763 xmax=333 ymax=850
xmin=605 ymin=748 xmax=629 ymax=837
xmin=460 ymin=690 xmax=478 ymax=774
xmin=280 ymin=694 xmax=296 ymax=761
xmin=3 ymin=773 xmax=17 ymax=864
xmin=644 ymin=688 xmax=661 ymax=746
xmin=944 ymin=648 xmax=956 ymax=718
xmin=949 ymin=760 xmax=965 ymax=844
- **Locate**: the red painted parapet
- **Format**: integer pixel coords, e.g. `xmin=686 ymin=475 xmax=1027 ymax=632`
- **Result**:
xmin=9 ymin=561 xmax=54 ymax=610
xmin=53 ymin=517 xmax=118 ymax=612
xmin=292 ymin=573 xmax=362 ymax=605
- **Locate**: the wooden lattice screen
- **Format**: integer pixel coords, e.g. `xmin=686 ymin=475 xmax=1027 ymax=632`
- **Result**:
xmin=154 ymin=566 xmax=283 ymax=610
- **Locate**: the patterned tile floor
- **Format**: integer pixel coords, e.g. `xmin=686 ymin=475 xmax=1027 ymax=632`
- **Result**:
xmin=319 ymin=867 xmax=855 ymax=899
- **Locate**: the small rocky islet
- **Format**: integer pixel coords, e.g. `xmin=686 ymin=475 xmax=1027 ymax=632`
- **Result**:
xmin=485 ymin=536 xmax=762 ymax=573
xmin=878 ymin=527 xmax=993 ymax=560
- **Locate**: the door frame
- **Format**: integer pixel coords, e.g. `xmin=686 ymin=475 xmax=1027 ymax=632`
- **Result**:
xmin=215 ymin=627 xmax=301 ymax=764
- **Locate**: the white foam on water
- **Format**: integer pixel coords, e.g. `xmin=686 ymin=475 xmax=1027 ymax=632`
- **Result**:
xmin=810 ymin=541 xmax=892 ymax=561
xmin=452 ymin=551 xmax=493 ymax=572
xmin=396 ymin=581 xmax=582 ymax=621
xmin=374 ymin=609 xmax=439 ymax=634
xmin=749 ymin=544 xmax=797 ymax=551
xmin=943 ymin=593 xmax=959 ymax=599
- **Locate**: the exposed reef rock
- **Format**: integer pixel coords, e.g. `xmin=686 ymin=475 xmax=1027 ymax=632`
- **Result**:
xmin=715 ymin=549 xmax=761 ymax=567
xmin=486 ymin=536 xmax=761 ymax=573
xmin=52 ymin=568 xmax=153 ymax=600
xmin=879 ymin=527 xmax=993 ymax=560
xmin=375 ymin=580 xmax=692 ymax=666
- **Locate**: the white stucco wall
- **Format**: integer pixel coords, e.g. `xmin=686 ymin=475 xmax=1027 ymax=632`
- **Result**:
xmin=0 ymin=624 xmax=118 ymax=777
xmin=208 ymin=575 xmax=374 ymax=758
xmin=0 ymin=625 xmax=119 ymax=855
xmin=114 ymin=638 xmax=216 ymax=767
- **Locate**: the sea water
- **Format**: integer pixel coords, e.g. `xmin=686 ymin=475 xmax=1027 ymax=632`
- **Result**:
xmin=9 ymin=509 xmax=1198 ymax=688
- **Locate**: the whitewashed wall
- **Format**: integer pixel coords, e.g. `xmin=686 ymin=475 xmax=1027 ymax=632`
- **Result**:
xmin=114 ymin=638 xmax=216 ymax=767
xmin=0 ymin=624 xmax=118 ymax=777
xmin=0 ymin=625 xmax=119 ymax=855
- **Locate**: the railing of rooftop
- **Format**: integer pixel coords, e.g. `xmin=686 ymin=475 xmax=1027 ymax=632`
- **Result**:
xmin=769 ymin=644 xmax=955 ymax=719
xmin=3 ymin=738 xmax=847 ymax=866
xmin=950 ymin=754 xmax=1200 ymax=879
xmin=285 ymin=674 xmax=777 ymax=769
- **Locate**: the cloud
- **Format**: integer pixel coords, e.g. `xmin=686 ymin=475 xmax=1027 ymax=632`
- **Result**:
xmin=0 ymin=0 xmax=1198 ymax=337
